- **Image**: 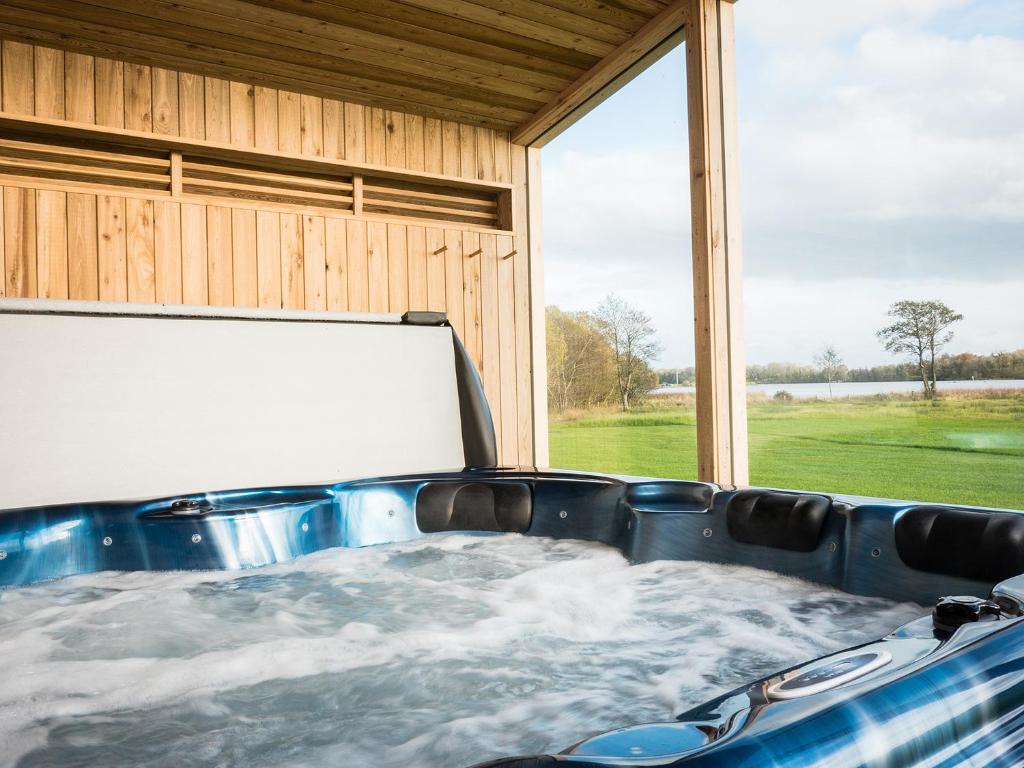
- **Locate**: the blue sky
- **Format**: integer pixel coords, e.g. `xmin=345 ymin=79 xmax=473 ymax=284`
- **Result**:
xmin=542 ymin=0 xmax=1024 ymax=368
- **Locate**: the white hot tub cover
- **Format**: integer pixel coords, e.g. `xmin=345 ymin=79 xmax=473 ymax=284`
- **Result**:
xmin=0 ymin=299 xmax=495 ymax=509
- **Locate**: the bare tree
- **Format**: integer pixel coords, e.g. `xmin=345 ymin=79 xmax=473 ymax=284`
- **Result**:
xmin=546 ymin=307 xmax=614 ymax=412
xmin=813 ymin=345 xmax=845 ymax=398
xmin=877 ymin=300 xmax=963 ymax=398
xmin=593 ymin=294 xmax=661 ymax=411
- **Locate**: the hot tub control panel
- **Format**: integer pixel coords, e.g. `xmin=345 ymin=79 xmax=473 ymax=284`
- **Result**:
xmin=766 ymin=649 xmax=892 ymax=700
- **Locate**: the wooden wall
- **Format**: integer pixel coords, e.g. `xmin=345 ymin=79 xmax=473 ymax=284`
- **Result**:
xmin=0 ymin=40 xmax=536 ymax=466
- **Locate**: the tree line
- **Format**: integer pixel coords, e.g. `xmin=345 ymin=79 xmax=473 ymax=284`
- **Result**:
xmin=547 ymin=295 xmax=660 ymax=413
xmin=553 ymin=297 xmax=1018 ymax=410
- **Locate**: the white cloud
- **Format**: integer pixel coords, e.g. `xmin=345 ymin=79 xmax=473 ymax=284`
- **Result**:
xmin=542 ymin=1 xmax=1023 ymax=366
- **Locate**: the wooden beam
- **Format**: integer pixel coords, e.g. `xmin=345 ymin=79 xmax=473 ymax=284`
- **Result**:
xmin=686 ymin=0 xmax=748 ymax=486
xmin=525 ymin=145 xmax=548 ymax=466
xmin=512 ymin=0 xmax=689 ymax=146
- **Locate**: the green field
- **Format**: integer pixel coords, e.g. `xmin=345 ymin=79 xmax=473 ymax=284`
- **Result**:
xmin=549 ymin=395 xmax=1024 ymax=509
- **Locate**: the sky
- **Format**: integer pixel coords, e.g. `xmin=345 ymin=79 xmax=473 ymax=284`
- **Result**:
xmin=541 ymin=0 xmax=1024 ymax=368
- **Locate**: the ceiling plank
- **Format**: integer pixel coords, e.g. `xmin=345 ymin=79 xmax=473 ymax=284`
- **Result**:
xmin=0 ymin=5 xmax=536 ymax=122
xmin=314 ymin=0 xmax=600 ymax=69
xmin=79 ymin=0 xmax=562 ymax=103
xmin=517 ymin=0 xmax=651 ymax=31
xmin=0 ymin=24 xmax=523 ymax=130
xmin=513 ymin=0 xmax=688 ymax=144
xmin=396 ymin=0 xmax=623 ymax=54
xmin=37 ymin=0 xmax=547 ymax=110
xmin=464 ymin=0 xmax=641 ymax=41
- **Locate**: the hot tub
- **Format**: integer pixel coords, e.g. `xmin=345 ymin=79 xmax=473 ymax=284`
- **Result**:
xmin=2 ymin=300 xmax=1023 ymax=768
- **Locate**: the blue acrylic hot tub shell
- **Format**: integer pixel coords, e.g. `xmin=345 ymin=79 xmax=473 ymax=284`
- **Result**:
xmin=3 ymin=468 xmax=1024 ymax=768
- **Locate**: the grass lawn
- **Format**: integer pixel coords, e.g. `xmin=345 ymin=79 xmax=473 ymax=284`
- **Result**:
xmin=549 ymin=395 xmax=1024 ymax=509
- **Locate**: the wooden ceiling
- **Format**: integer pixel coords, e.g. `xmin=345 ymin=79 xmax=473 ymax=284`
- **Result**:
xmin=0 ymin=0 xmax=689 ymax=144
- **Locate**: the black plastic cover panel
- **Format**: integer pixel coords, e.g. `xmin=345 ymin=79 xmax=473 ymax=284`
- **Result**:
xmin=726 ymin=490 xmax=831 ymax=552
xmin=416 ymin=481 xmax=532 ymax=534
xmin=895 ymin=506 xmax=1024 ymax=583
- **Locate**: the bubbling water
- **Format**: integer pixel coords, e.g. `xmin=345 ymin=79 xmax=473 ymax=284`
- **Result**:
xmin=1 ymin=534 xmax=923 ymax=767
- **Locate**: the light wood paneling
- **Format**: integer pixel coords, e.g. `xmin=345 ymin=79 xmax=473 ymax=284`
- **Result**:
xmin=66 ymin=192 xmax=97 ymax=299
xmin=153 ymin=199 xmax=181 ymax=302
xmin=0 ymin=41 xmax=535 ymax=465
xmin=35 ymin=188 xmax=66 ymax=297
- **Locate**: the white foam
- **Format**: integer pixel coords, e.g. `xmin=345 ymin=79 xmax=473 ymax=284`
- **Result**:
xmin=0 ymin=535 xmax=924 ymax=767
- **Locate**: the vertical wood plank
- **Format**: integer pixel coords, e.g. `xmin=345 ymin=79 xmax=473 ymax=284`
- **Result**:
xmin=443 ymin=229 xmax=464 ymax=338
xmin=33 ymin=47 xmax=64 ymax=119
xmin=154 ymin=200 xmax=182 ymax=303
xmin=4 ymin=188 xmax=36 ymax=297
xmin=407 ymin=226 xmax=427 ymax=310
xmin=325 ymin=216 xmax=347 ymax=311
xmin=424 ymin=118 xmax=443 ymax=174
xmin=178 ymin=72 xmax=205 ymax=139
xmin=323 ymin=98 xmax=345 ymax=160
xmin=126 ymin=197 xmax=155 ymax=302
xmin=498 ymin=232 xmax=520 ymax=465
xmin=277 ymin=90 xmax=301 ymax=153
xmin=151 ymin=67 xmax=179 ymax=135
xmin=365 ymin=107 xmax=386 ymax=164
xmin=687 ymin=0 xmax=748 ymax=484
xmin=94 ymin=58 xmax=124 ymax=128
xmin=254 ymin=86 xmax=278 ymax=151
xmin=405 ymin=114 xmax=425 ymax=172
xmin=425 ymin=227 xmax=445 ymax=312
xmin=517 ymin=146 xmax=542 ymax=465
xmin=441 ymin=121 xmax=460 ymax=177
xmin=229 ymin=81 xmax=255 ymax=147
xmin=480 ymin=233 xmax=502 ymax=451
xmin=2 ymin=41 xmax=34 ymax=115
xmin=302 ymin=214 xmax=326 ymax=310
xmin=280 ymin=212 xmax=304 ymax=310
xmin=367 ymin=221 xmax=389 ymax=312
xmin=123 ymin=63 xmax=153 ymax=132
xmin=204 ymin=77 xmax=231 ymax=143
xmin=181 ymin=202 xmax=208 ymax=304
xmin=461 ymin=230 xmax=482 ymax=370
xmin=231 ymin=207 xmax=258 ymax=307
xmin=256 ymin=210 xmax=282 ymax=308
xmin=386 ymin=223 xmax=408 ymax=314
xmin=459 ymin=124 xmax=477 ymax=181
xmin=64 ymin=53 xmax=96 ymax=123
xmin=35 ymin=189 xmax=67 ymax=298
xmin=206 ymin=205 xmax=233 ymax=306
xmin=345 ymin=219 xmax=368 ymax=312
xmin=343 ymin=103 xmax=365 ymax=162
xmin=384 ymin=110 xmax=406 ymax=168
xmin=494 ymin=132 xmax=512 ymax=184
xmin=67 ymin=192 xmax=98 ymax=300
xmin=476 ymin=128 xmax=496 ymax=181
xmin=97 ymin=194 xmax=127 ymax=301
xmin=0 ymin=194 xmax=4 ymax=298
xmin=300 ymin=94 xmax=324 ymax=157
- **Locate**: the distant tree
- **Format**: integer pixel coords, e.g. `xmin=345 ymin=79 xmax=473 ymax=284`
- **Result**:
xmin=593 ymin=294 xmax=662 ymax=410
xmin=877 ymin=300 xmax=963 ymax=398
xmin=546 ymin=307 xmax=615 ymax=412
xmin=813 ymin=345 xmax=846 ymax=398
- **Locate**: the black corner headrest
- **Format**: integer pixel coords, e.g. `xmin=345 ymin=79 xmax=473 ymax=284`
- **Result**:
xmin=895 ymin=506 xmax=1024 ymax=583
xmin=726 ymin=490 xmax=831 ymax=552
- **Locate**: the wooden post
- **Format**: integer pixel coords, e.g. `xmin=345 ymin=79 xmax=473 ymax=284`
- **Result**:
xmin=685 ymin=0 xmax=749 ymax=486
xmin=526 ymin=146 xmax=549 ymax=467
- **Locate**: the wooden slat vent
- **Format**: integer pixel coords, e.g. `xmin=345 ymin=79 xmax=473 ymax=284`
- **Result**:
xmin=0 ymin=125 xmax=512 ymax=230
xmin=0 ymin=132 xmax=169 ymax=192
xmin=362 ymin=177 xmax=509 ymax=229
xmin=181 ymin=156 xmax=355 ymax=213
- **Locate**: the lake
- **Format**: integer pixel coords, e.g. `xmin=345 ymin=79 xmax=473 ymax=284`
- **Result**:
xmin=654 ymin=379 xmax=1024 ymax=399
